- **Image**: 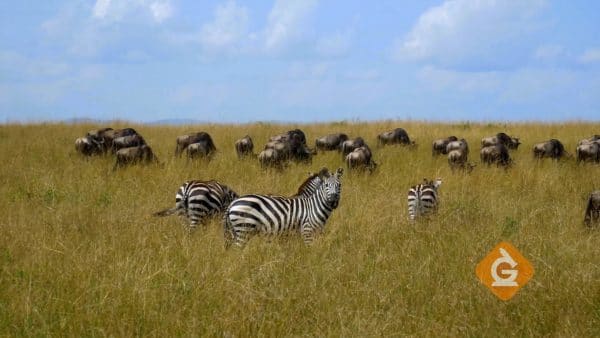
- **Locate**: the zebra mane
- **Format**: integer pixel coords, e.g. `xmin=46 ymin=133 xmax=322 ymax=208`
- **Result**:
xmin=293 ymin=168 xmax=329 ymax=197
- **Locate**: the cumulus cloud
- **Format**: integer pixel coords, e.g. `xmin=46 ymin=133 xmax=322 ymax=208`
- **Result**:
xmin=264 ymin=0 xmax=318 ymax=52
xmin=393 ymin=0 xmax=546 ymax=69
xmin=579 ymin=48 xmax=600 ymax=64
xmin=199 ymin=1 xmax=249 ymax=52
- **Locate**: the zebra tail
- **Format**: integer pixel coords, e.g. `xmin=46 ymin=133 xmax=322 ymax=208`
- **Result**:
xmin=153 ymin=207 xmax=178 ymax=217
xmin=223 ymin=211 xmax=234 ymax=249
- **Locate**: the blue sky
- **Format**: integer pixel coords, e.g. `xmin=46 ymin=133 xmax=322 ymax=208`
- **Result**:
xmin=1 ymin=0 xmax=599 ymax=123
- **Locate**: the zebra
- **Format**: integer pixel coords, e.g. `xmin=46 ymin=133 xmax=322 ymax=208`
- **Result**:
xmin=407 ymin=178 xmax=442 ymax=221
xmin=223 ymin=168 xmax=343 ymax=248
xmin=153 ymin=180 xmax=238 ymax=230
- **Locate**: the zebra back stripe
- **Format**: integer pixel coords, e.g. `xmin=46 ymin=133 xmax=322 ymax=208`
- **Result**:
xmin=408 ymin=178 xmax=442 ymax=220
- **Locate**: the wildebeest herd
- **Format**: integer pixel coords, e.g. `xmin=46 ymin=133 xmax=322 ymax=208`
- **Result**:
xmin=75 ymin=126 xmax=600 ymax=247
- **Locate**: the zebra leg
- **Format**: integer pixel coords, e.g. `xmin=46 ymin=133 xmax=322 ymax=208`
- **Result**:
xmin=301 ymin=223 xmax=317 ymax=245
xmin=232 ymin=225 xmax=255 ymax=248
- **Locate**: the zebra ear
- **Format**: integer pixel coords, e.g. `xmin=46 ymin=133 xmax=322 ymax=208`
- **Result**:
xmin=335 ymin=167 xmax=343 ymax=178
xmin=318 ymin=167 xmax=329 ymax=178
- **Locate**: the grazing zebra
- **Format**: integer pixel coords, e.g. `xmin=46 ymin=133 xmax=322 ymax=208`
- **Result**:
xmin=224 ymin=168 xmax=343 ymax=248
xmin=407 ymin=178 xmax=442 ymax=221
xmin=154 ymin=180 xmax=238 ymax=230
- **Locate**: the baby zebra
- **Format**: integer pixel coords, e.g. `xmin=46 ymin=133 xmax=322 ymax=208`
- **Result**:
xmin=154 ymin=180 xmax=238 ymax=230
xmin=407 ymin=178 xmax=442 ymax=221
xmin=224 ymin=168 xmax=343 ymax=248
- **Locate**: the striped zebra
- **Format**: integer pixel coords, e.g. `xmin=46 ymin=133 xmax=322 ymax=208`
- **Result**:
xmin=154 ymin=180 xmax=238 ymax=230
xmin=407 ymin=178 xmax=442 ymax=221
xmin=224 ymin=168 xmax=343 ymax=248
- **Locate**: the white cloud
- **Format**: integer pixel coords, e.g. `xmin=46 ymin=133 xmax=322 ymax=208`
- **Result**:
xmin=579 ymin=48 xmax=600 ymax=64
xmin=200 ymin=1 xmax=249 ymax=52
xmin=91 ymin=0 xmax=173 ymax=23
xmin=393 ymin=0 xmax=546 ymax=68
xmin=533 ymin=44 xmax=566 ymax=61
xmin=264 ymin=0 xmax=318 ymax=52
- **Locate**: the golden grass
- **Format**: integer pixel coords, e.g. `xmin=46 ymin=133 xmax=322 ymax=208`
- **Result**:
xmin=1 ymin=121 xmax=599 ymax=336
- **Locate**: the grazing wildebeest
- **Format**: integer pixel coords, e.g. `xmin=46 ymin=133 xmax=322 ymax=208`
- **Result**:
xmin=114 ymin=145 xmax=158 ymax=169
xmin=576 ymin=141 xmax=600 ymax=162
xmin=480 ymin=144 xmax=512 ymax=167
xmin=345 ymin=146 xmax=376 ymax=172
xmin=315 ymin=133 xmax=349 ymax=152
xmin=102 ymin=128 xmax=138 ymax=150
xmin=235 ymin=135 xmax=254 ymax=158
xmin=187 ymin=141 xmax=215 ymax=160
xmin=377 ymin=128 xmax=414 ymax=146
xmin=481 ymin=132 xmax=521 ymax=149
xmin=341 ymin=137 xmax=367 ymax=157
xmin=432 ymin=136 xmax=458 ymax=155
xmin=75 ymin=136 xmax=102 ymax=156
xmin=448 ymin=149 xmax=475 ymax=172
xmin=578 ymin=135 xmax=600 ymax=146
xmin=446 ymin=139 xmax=469 ymax=155
xmin=263 ymin=131 xmax=312 ymax=164
xmin=258 ymin=147 xmax=287 ymax=168
xmin=585 ymin=191 xmax=600 ymax=226
xmin=533 ymin=139 xmax=566 ymax=159
xmin=86 ymin=127 xmax=113 ymax=153
xmin=175 ymin=132 xmax=216 ymax=157
xmin=112 ymin=134 xmax=146 ymax=153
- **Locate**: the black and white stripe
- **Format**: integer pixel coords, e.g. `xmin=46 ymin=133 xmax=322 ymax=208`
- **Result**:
xmin=407 ymin=178 xmax=442 ymax=220
xmin=224 ymin=168 xmax=343 ymax=248
xmin=154 ymin=180 xmax=238 ymax=229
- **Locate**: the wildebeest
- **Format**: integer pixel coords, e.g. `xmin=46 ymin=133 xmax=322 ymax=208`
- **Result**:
xmin=75 ymin=136 xmax=102 ymax=156
xmin=86 ymin=127 xmax=113 ymax=153
xmin=270 ymin=129 xmax=307 ymax=146
xmin=480 ymin=143 xmax=512 ymax=167
xmin=345 ymin=146 xmax=376 ymax=172
xmin=446 ymin=139 xmax=469 ymax=155
xmin=258 ymin=147 xmax=287 ymax=168
xmin=187 ymin=141 xmax=216 ymax=160
xmin=315 ymin=133 xmax=349 ymax=151
xmin=341 ymin=137 xmax=367 ymax=157
xmin=235 ymin=135 xmax=254 ymax=158
xmin=112 ymin=134 xmax=146 ymax=153
xmin=576 ymin=141 xmax=600 ymax=162
xmin=578 ymin=135 xmax=600 ymax=146
xmin=432 ymin=136 xmax=458 ymax=155
xmin=377 ymin=128 xmax=414 ymax=146
xmin=114 ymin=145 xmax=158 ymax=169
xmin=533 ymin=139 xmax=566 ymax=159
xmin=585 ymin=190 xmax=600 ymax=226
xmin=448 ymin=149 xmax=475 ymax=172
xmin=481 ymin=132 xmax=521 ymax=149
xmin=175 ymin=132 xmax=216 ymax=157
xmin=99 ymin=128 xmax=139 ymax=151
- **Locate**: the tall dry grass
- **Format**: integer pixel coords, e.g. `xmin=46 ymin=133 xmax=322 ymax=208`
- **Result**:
xmin=0 ymin=121 xmax=599 ymax=336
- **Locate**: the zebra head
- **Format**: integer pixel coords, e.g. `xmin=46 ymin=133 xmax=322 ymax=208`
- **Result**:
xmin=320 ymin=167 xmax=343 ymax=209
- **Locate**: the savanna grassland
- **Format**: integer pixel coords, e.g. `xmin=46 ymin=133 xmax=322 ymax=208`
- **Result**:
xmin=1 ymin=121 xmax=599 ymax=336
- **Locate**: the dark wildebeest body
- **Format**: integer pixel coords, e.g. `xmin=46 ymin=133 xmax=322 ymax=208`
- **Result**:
xmin=114 ymin=145 xmax=158 ymax=169
xmin=480 ymin=144 xmax=512 ymax=167
xmin=378 ymin=128 xmax=414 ymax=146
xmin=448 ymin=149 xmax=474 ymax=172
xmin=315 ymin=133 xmax=349 ymax=151
xmin=576 ymin=141 xmax=600 ymax=162
xmin=432 ymin=136 xmax=458 ymax=155
xmin=175 ymin=132 xmax=216 ymax=157
xmin=341 ymin=137 xmax=367 ymax=157
xmin=86 ymin=127 xmax=113 ymax=153
xmin=235 ymin=135 xmax=254 ymax=158
xmin=263 ymin=129 xmax=312 ymax=164
xmin=446 ymin=139 xmax=469 ymax=155
xmin=187 ymin=141 xmax=215 ymax=160
xmin=346 ymin=146 xmax=376 ymax=172
xmin=481 ymin=132 xmax=521 ymax=149
xmin=533 ymin=139 xmax=566 ymax=159
xmin=75 ymin=136 xmax=102 ymax=156
xmin=585 ymin=191 xmax=600 ymax=226
xmin=578 ymin=135 xmax=600 ymax=146
xmin=258 ymin=147 xmax=287 ymax=168
xmin=112 ymin=134 xmax=146 ymax=153
xmin=102 ymin=128 xmax=139 ymax=150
